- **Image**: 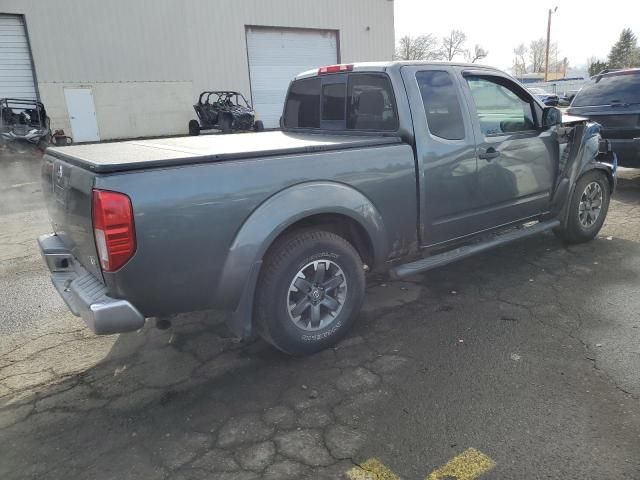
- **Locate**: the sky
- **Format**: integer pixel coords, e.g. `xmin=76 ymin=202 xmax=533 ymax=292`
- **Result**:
xmin=393 ymin=0 xmax=640 ymax=73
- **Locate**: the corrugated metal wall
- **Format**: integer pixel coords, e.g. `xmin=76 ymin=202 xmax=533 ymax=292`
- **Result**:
xmin=0 ymin=14 xmax=37 ymax=99
xmin=0 ymin=0 xmax=394 ymax=139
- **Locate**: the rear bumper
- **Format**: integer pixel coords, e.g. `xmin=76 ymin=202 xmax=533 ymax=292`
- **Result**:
xmin=38 ymin=233 xmax=145 ymax=334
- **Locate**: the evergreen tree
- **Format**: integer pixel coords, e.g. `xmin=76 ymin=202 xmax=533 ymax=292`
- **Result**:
xmin=588 ymin=60 xmax=608 ymax=77
xmin=607 ymin=28 xmax=640 ymax=69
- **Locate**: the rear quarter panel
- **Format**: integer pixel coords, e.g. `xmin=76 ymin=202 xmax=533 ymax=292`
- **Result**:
xmin=95 ymin=143 xmax=416 ymax=317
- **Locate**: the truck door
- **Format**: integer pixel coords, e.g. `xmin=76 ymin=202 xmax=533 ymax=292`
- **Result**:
xmin=458 ymin=70 xmax=556 ymax=229
xmin=400 ymin=65 xmax=479 ymax=246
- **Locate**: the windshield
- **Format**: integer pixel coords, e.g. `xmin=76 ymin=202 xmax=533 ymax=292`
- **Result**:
xmin=572 ymin=71 xmax=640 ymax=107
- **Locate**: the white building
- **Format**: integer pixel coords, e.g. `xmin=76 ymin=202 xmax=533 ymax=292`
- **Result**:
xmin=0 ymin=0 xmax=394 ymax=141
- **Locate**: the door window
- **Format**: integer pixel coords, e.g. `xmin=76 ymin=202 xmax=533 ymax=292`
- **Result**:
xmin=466 ymin=77 xmax=535 ymax=135
xmin=416 ymin=70 xmax=465 ymax=140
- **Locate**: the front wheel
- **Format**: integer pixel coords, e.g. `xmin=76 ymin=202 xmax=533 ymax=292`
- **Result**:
xmin=554 ymin=170 xmax=610 ymax=244
xmin=188 ymin=120 xmax=200 ymax=136
xmin=255 ymin=230 xmax=365 ymax=355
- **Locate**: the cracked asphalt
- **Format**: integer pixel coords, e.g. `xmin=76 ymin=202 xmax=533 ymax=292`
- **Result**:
xmin=0 ymin=144 xmax=639 ymax=479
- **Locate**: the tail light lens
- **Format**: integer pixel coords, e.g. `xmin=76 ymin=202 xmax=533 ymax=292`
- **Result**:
xmin=92 ymin=189 xmax=136 ymax=272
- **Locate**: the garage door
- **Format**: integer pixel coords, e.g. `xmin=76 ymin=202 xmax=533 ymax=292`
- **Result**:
xmin=0 ymin=15 xmax=37 ymax=99
xmin=246 ymin=27 xmax=337 ymax=128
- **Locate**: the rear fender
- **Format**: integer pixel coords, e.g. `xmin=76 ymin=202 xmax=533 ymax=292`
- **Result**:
xmin=550 ymin=121 xmax=616 ymax=227
xmin=216 ymin=182 xmax=388 ymax=336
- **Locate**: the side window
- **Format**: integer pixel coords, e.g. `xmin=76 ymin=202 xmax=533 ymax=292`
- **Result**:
xmin=347 ymin=74 xmax=398 ymax=131
xmin=416 ymin=70 xmax=465 ymax=140
xmin=466 ymin=77 xmax=536 ymax=136
xmin=283 ymin=78 xmax=321 ymax=128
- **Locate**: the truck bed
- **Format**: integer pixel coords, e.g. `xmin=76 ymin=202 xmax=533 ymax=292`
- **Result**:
xmin=46 ymin=131 xmax=403 ymax=173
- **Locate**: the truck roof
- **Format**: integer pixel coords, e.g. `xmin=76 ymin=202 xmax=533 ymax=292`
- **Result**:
xmin=46 ymin=131 xmax=402 ymax=173
xmin=295 ymin=61 xmax=496 ymax=80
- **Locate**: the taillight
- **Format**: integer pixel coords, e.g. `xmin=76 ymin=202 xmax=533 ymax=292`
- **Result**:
xmin=92 ymin=189 xmax=136 ymax=272
xmin=317 ymin=64 xmax=353 ymax=75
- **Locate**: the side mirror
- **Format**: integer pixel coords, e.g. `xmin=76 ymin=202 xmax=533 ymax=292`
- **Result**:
xmin=542 ymin=106 xmax=562 ymax=128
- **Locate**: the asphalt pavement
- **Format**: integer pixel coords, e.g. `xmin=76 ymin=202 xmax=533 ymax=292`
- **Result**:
xmin=0 ymin=144 xmax=638 ymax=480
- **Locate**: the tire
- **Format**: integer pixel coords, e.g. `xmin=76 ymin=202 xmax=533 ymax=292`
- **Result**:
xmin=220 ymin=115 xmax=232 ymax=134
xmin=554 ymin=170 xmax=610 ymax=244
xmin=188 ymin=120 xmax=200 ymax=136
xmin=255 ymin=230 xmax=365 ymax=355
xmin=253 ymin=120 xmax=265 ymax=132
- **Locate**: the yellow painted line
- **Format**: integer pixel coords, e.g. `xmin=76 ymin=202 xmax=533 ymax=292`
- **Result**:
xmin=346 ymin=448 xmax=495 ymax=480
xmin=425 ymin=448 xmax=495 ymax=480
xmin=346 ymin=458 xmax=401 ymax=480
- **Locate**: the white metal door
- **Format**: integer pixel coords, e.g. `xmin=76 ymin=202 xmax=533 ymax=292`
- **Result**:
xmin=64 ymin=88 xmax=100 ymax=143
xmin=246 ymin=27 xmax=337 ymax=128
xmin=0 ymin=15 xmax=37 ymax=99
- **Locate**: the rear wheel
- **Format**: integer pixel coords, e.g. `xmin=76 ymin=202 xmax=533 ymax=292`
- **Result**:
xmin=188 ymin=120 xmax=200 ymax=136
xmin=554 ymin=170 xmax=610 ymax=244
xmin=255 ymin=230 xmax=365 ymax=355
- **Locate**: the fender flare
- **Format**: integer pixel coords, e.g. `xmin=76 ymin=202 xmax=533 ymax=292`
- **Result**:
xmin=550 ymin=122 xmax=616 ymax=227
xmin=216 ymin=182 xmax=388 ymax=336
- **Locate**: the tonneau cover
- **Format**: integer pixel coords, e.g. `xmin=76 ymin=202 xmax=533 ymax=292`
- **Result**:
xmin=46 ymin=131 xmax=403 ymax=173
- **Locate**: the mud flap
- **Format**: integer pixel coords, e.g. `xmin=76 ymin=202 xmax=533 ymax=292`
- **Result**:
xmin=227 ymin=260 xmax=262 ymax=339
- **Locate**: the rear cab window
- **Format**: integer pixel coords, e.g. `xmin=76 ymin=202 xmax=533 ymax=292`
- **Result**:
xmin=572 ymin=71 xmax=640 ymax=107
xmin=284 ymin=72 xmax=398 ymax=131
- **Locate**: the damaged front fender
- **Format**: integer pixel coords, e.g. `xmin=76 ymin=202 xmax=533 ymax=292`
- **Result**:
xmin=550 ymin=119 xmax=617 ymax=228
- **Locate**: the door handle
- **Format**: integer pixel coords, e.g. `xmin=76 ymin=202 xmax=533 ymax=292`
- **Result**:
xmin=478 ymin=147 xmax=500 ymax=161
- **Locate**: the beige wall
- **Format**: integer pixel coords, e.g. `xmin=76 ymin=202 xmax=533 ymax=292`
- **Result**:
xmin=1 ymin=0 xmax=394 ymax=140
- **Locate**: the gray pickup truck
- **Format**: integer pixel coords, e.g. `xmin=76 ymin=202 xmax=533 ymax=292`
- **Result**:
xmin=39 ymin=62 xmax=617 ymax=354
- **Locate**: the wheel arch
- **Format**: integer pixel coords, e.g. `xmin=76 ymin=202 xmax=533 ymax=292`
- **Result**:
xmin=216 ymin=182 xmax=388 ymax=336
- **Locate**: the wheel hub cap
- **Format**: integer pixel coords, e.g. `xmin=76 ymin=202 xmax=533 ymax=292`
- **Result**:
xmin=578 ymin=181 xmax=603 ymax=228
xmin=287 ymin=260 xmax=347 ymax=331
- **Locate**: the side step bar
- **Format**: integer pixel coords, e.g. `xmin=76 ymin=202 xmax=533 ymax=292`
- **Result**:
xmin=391 ymin=220 xmax=560 ymax=279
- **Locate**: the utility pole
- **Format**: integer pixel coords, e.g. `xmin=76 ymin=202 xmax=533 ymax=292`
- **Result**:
xmin=544 ymin=6 xmax=557 ymax=81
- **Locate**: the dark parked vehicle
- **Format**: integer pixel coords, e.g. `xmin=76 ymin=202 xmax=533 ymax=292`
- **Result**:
xmin=0 ymin=98 xmax=50 ymax=144
xmin=563 ymin=89 xmax=580 ymax=104
xmin=39 ymin=62 xmax=616 ymax=355
xmin=568 ymin=68 xmax=640 ymax=168
xmin=528 ymin=87 xmax=560 ymax=106
xmin=189 ymin=91 xmax=264 ymax=135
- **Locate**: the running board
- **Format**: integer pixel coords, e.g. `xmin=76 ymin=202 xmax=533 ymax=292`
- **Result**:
xmin=391 ymin=220 xmax=560 ymax=279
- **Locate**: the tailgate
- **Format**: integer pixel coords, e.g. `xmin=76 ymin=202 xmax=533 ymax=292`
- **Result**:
xmin=41 ymin=152 xmax=102 ymax=279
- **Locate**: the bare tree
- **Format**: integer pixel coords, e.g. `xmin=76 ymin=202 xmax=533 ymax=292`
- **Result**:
xmin=529 ymin=38 xmax=547 ymax=72
xmin=465 ymin=44 xmax=488 ymax=63
xmin=441 ymin=30 xmax=467 ymax=61
xmin=394 ymin=34 xmax=441 ymax=61
xmin=512 ymin=44 xmax=528 ymax=76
